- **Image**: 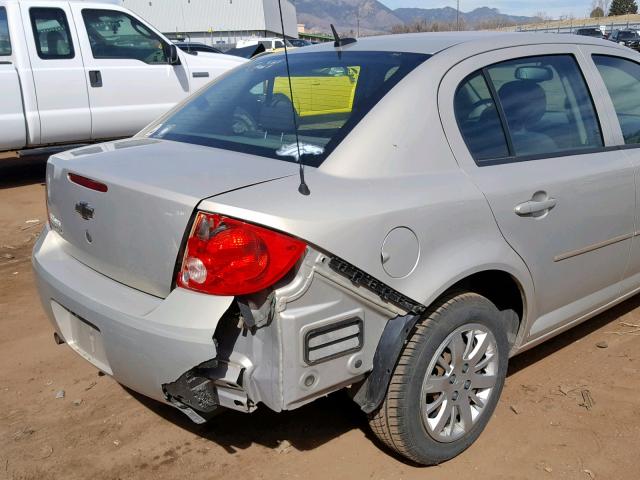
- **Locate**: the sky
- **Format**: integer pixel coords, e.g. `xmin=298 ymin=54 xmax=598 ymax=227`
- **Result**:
xmin=379 ymin=0 xmax=593 ymax=19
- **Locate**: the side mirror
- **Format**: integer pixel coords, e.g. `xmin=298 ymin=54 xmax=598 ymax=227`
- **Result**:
xmin=165 ymin=43 xmax=181 ymax=65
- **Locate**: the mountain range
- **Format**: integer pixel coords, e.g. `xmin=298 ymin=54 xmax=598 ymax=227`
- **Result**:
xmin=294 ymin=0 xmax=537 ymax=34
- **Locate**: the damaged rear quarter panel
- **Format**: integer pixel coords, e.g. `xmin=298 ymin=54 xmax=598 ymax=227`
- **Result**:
xmin=197 ymin=170 xmax=533 ymax=313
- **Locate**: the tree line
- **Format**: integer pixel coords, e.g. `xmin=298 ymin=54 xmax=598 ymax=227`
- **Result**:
xmin=591 ymin=0 xmax=637 ymax=17
xmin=390 ymin=17 xmax=523 ymax=33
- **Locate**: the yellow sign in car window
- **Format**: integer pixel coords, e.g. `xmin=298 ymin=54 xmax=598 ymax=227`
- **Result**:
xmin=273 ymin=66 xmax=360 ymax=117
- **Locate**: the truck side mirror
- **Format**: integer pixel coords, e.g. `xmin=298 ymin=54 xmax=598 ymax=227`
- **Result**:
xmin=165 ymin=43 xmax=181 ymax=65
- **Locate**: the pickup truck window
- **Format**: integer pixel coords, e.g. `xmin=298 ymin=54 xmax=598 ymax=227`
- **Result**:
xmin=29 ymin=8 xmax=74 ymax=60
xmin=81 ymin=9 xmax=168 ymax=64
xmin=0 ymin=7 xmax=10 ymax=56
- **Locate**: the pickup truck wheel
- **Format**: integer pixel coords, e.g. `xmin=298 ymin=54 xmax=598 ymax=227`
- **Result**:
xmin=369 ymin=291 xmax=509 ymax=465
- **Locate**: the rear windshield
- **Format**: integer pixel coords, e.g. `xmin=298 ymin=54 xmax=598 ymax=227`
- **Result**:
xmin=148 ymin=50 xmax=429 ymax=166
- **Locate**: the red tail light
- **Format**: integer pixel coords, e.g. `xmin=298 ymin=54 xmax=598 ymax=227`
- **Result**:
xmin=68 ymin=172 xmax=108 ymax=192
xmin=177 ymin=212 xmax=306 ymax=296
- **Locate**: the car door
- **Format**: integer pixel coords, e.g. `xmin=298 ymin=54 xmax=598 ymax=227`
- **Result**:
xmin=439 ymin=45 xmax=635 ymax=340
xmin=70 ymin=5 xmax=190 ymax=140
xmin=587 ymin=46 xmax=640 ymax=295
xmin=0 ymin=5 xmax=26 ymax=150
xmin=20 ymin=2 xmax=91 ymax=144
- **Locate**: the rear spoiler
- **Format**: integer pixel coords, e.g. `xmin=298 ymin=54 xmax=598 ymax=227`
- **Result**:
xmin=225 ymin=43 xmax=267 ymax=59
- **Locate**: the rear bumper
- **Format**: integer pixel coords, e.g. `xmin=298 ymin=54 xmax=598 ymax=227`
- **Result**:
xmin=33 ymin=227 xmax=398 ymax=420
xmin=32 ymin=226 xmax=233 ymax=405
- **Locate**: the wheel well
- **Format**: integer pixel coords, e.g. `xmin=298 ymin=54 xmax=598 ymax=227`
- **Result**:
xmin=448 ymin=270 xmax=524 ymax=345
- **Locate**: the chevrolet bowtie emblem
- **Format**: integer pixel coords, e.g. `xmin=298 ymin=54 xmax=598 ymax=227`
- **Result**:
xmin=75 ymin=202 xmax=94 ymax=220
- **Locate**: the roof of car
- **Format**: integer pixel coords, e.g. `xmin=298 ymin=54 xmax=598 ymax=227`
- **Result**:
xmin=294 ymin=31 xmax=626 ymax=56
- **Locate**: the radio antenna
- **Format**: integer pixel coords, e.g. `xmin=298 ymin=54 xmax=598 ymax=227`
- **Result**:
xmin=277 ymin=0 xmax=310 ymax=196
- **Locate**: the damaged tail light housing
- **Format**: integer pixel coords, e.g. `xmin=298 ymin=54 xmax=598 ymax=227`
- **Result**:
xmin=177 ymin=212 xmax=306 ymax=296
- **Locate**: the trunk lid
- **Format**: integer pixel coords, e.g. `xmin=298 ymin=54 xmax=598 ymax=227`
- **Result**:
xmin=46 ymin=138 xmax=296 ymax=298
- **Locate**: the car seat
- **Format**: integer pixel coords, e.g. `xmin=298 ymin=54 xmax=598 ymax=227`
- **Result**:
xmin=497 ymin=80 xmax=557 ymax=156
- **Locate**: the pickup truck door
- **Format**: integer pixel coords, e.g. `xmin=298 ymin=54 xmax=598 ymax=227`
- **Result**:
xmin=19 ymin=2 xmax=91 ymax=144
xmin=0 ymin=6 xmax=26 ymax=150
xmin=0 ymin=63 xmax=26 ymax=150
xmin=70 ymin=5 xmax=190 ymax=140
xmin=439 ymin=45 xmax=635 ymax=341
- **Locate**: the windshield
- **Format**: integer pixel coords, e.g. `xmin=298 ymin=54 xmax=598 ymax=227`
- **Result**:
xmin=619 ymin=31 xmax=639 ymax=40
xmin=148 ymin=50 xmax=429 ymax=166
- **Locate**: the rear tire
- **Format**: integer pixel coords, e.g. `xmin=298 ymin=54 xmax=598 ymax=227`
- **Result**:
xmin=369 ymin=291 xmax=509 ymax=465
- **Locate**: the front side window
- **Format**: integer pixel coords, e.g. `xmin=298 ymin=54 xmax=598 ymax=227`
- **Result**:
xmin=593 ymin=55 xmax=640 ymax=144
xmin=82 ymin=9 xmax=167 ymax=64
xmin=0 ymin=7 xmax=10 ymax=56
xmin=149 ymin=51 xmax=429 ymax=166
xmin=29 ymin=8 xmax=74 ymax=60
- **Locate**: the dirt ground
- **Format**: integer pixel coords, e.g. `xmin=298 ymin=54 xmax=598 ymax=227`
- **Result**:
xmin=2 ymin=161 xmax=640 ymax=480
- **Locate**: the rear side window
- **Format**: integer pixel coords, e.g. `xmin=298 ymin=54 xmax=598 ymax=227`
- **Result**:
xmin=487 ymin=56 xmax=602 ymax=157
xmin=82 ymin=9 xmax=168 ymax=64
xmin=593 ymin=55 xmax=640 ymax=145
xmin=149 ymin=51 xmax=429 ymax=165
xmin=0 ymin=7 xmax=10 ymax=56
xmin=455 ymin=55 xmax=603 ymax=163
xmin=29 ymin=8 xmax=74 ymax=60
xmin=454 ymin=72 xmax=509 ymax=161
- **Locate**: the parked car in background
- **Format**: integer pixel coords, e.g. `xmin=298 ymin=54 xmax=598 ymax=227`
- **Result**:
xmin=289 ymin=38 xmax=313 ymax=47
xmin=575 ymin=27 xmax=604 ymax=38
xmin=609 ymin=29 xmax=640 ymax=50
xmin=0 ymin=0 xmax=245 ymax=154
xmin=34 ymin=31 xmax=640 ymax=465
xmin=236 ymin=36 xmax=292 ymax=52
xmin=175 ymin=41 xmax=223 ymax=55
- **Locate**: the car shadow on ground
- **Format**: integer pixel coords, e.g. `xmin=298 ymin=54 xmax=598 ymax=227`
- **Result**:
xmin=127 ymin=293 xmax=640 ymax=460
xmin=0 ymin=158 xmax=47 ymax=189
xmin=128 ymin=387 xmax=368 ymax=454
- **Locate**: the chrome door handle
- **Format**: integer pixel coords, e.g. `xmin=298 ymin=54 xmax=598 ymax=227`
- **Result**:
xmin=514 ymin=197 xmax=557 ymax=216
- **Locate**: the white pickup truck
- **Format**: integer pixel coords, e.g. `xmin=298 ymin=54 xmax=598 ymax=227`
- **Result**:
xmin=0 ymin=0 xmax=245 ymax=154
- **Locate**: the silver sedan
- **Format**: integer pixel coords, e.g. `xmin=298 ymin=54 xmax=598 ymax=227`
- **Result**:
xmin=33 ymin=31 xmax=640 ymax=464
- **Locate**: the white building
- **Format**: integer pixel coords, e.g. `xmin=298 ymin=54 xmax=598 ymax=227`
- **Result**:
xmin=121 ymin=0 xmax=298 ymax=45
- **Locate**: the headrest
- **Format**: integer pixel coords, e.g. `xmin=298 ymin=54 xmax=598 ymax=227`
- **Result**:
xmin=498 ymin=80 xmax=547 ymax=131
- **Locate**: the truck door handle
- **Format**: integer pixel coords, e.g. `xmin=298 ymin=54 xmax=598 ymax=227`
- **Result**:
xmin=89 ymin=70 xmax=102 ymax=88
xmin=514 ymin=198 xmax=557 ymax=216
